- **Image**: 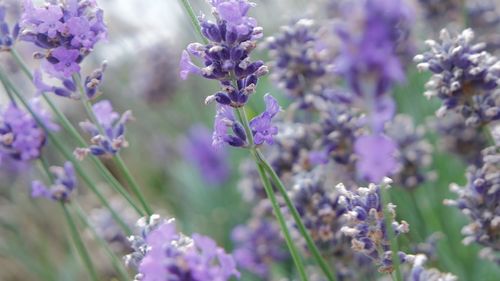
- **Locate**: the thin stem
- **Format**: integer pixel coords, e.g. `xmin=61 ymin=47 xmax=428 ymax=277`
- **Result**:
xmin=61 ymin=202 xmax=100 ymax=281
xmin=0 ymin=67 xmax=132 ymax=235
xmin=177 ymin=0 xmax=209 ymax=44
xmin=256 ymin=149 xmax=337 ymax=281
xmin=114 ymin=154 xmax=154 ymax=216
xmin=73 ymin=74 xmax=153 ymax=216
xmin=253 ymin=154 xmax=308 ymax=281
xmin=0 ymin=74 xmax=17 ymax=105
xmin=72 ymin=203 xmax=131 ymax=281
xmin=10 ymin=47 xmax=144 ymax=217
xmin=380 ymin=186 xmax=403 ymax=281
xmin=236 ymin=107 xmax=336 ymax=281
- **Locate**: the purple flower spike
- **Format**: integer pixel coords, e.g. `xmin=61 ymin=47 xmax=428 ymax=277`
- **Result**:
xmin=250 ymin=94 xmax=280 ymax=145
xmin=34 ymin=4 xmax=63 ymax=38
xmin=126 ymin=217 xmax=240 ymax=281
xmin=354 ymin=134 xmax=397 ymax=183
xmin=76 ymin=100 xmax=132 ymax=159
xmin=31 ymin=162 xmax=77 ymax=202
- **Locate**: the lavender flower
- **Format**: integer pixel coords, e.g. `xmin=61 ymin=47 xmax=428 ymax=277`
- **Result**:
xmin=231 ymin=217 xmax=287 ymax=278
xmin=125 ymin=215 xmax=240 ymax=281
xmin=75 ymin=100 xmax=132 ymax=159
xmin=414 ymin=29 xmax=500 ymax=127
xmin=0 ymin=4 xmax=19 ymax=51
xmin=331 ymin=0 xmax=414 ymax=182
xmin=0 ymin=101 xmax=53 ymax=162
xmin=31 ymin=162 xmax=77 ymax=202
xmin=467 ymin=1 xmax=500 ymax=54
xmin=428 ymin=112 xmax=488 ymax=165
xmin=212 ymin=94 xmax=280 ymax=148
xmin=19 ymin=0 xmax=107 ymax=78
xmin=385 ymin=114 xmax=434 ymax=189
xmin=180 ymin=0 xmax=266 ymax=108
xmin=337 ymin=180 xmax=411 ymax=273
xmin=290 ymin=170 xmax=347 ymax=255
xmin=181 ymin=124 xmax=230 ymax=186
xmin=444 ymin=145 xmax=500 ymax=260
xmin=354 ymin=134 xmax=398 ymax=184
xmin=408 ymin=254 xmax=457 ymax=281
xmin=266 ymin=19 xmax=330 ymax=100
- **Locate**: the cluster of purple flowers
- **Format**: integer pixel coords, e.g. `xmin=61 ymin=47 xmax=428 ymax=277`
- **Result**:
xmin=266 ymin=19 xmax=330 ymax=101
xmin=415 ymin=29 xmax=500 ymax=127
xmin=75 ymin=100 xmax=132 ymax=159
xmin=385 ymin=115 xmax=434 ymax=188
xmin=332 ymin=0 xmax=414 ymax=183
xmin=336 ymin=180 xmax=411 ymax=273
xmin=445 ymin=145 xmax=500 ymax=261
xmin=125 ymin=215 xmax=239 ymax=281
xmin=0 ymin=101 xmax=56 ymax=163
xmin=231 ymin=216 xmax=288 ymax=278
xmin=180 ymin=0 xmax=282 ymax=148
xmin=19 ymin=0 xmax=107 ymax=78
xmin=31 ymin=162 xmax=77 ymax=202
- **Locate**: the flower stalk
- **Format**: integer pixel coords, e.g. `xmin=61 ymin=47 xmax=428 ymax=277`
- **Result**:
xmin=9 ymin=48 xmax=145 ymax=217
xmin=0 ymin=67 xmax=132 ymax=235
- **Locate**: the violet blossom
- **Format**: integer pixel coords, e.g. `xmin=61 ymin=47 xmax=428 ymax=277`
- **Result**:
xmin=31 ymin=162 xmax=77 ymax=202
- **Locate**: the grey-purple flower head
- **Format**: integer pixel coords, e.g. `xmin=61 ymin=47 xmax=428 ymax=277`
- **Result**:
xmin=125 ymin=215 xmax=240 ymax=281
xmin=415 ymin=29 xmax=500 ymax=127
xmin=19 ymin=0 xmax=107 ymax=77
xmin=445 ymin=145 xmax=500 ymax=261
xmin=31 ymin=161 xmax=77 ymax=202
xmin=75 ymin=100 xmax=132 ymax=159
xmin=0 ymin=100 xmax=56 ymax=163
xmin=180 ymin=0 xmax=266 ymax=108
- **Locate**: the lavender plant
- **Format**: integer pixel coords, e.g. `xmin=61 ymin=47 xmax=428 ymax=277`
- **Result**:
xmin=0 ymin=0 xmax=499 ymax=280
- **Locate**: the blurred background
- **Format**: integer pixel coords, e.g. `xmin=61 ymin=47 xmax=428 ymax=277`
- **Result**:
xmin=0 ymin=0 xmax=499 ymax=280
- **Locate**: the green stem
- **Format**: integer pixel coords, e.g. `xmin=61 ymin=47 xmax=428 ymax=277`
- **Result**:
xmin=380 ymin=185 xmax=403 ymax=281
xmin=72 ymin=203 xmax=131 ymax=281
xmin=253 ymin=155 xmax=308 ymax=281
xmin=61 ymin=202 xmax=100 ymax=281
xmin=73 ymin=74 xmax=153 ymax=216
xmin=114 ymin=154 xmax=154 ymax=216
xmin=0 ymin=68 xmax=132 ymax=235
xmin=177 ymin=0 xmax=209 ymax=44
xmin=10 ymin=48 xmax=144 ymax=217
xmin=236 ymin=108 xmax=335 ymax=281
xmin=256 ymin=149 xmax=337 ymax=281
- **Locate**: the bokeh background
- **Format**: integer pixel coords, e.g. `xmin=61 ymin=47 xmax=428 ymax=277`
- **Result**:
xmin=0 ymin=0 xmax=499 ymax=280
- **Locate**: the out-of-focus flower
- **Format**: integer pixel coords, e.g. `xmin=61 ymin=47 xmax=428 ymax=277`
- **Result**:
xmin=19 ymin=0 xmax=107 ymax=77
xmin=75 ymin=100 xmax=132 ymax=159
xmin=181 ymin=124 xmax=230 ymax=186
xmin=385 ymin=114 xmax=434 ymax=189
xmin=0 ymin=4 xmax=19 ymax=51
xmin=428 ymin=112 xmax=488 ymax=165
xmin=445 ymin=145 xmax=500 ymax=260
xmin=31 ymin=162 xmax=76 ymax=202
xmin=266 ymin=19 xmax=331 ymax=101
xmin=408 ymin=254 xmax=457 ymax=281
xmin=0 ymin=101 xmax=53 ymax=163
xmin=415 ymin=29 xmax=500 ymax=127
xmin=354 ymin=134 xmax=398 ymax=183
xmin=231 ymin=217 xmax=287 ymax=278
xmin=125 ymin=215 xmax=240 ymax=281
